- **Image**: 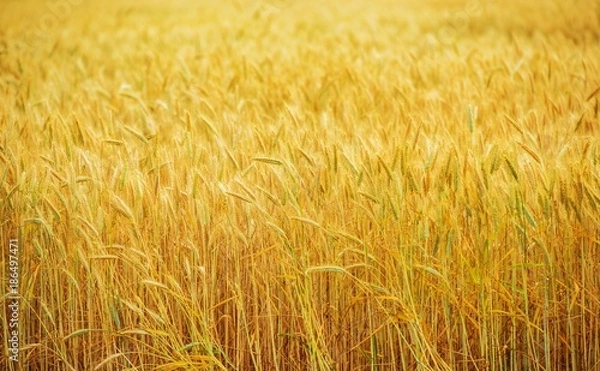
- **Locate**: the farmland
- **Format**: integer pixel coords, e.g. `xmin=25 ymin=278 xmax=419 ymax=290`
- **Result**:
xmin=1 ymin=0 xmax=600 ymax=369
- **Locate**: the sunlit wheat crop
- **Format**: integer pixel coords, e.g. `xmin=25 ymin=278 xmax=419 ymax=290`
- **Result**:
xmin=1 ymin=0 xmax=600 ymax=369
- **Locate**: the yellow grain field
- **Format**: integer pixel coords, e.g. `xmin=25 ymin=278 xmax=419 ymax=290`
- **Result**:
xmin=1 ymin=0 xmax=599 ymax=369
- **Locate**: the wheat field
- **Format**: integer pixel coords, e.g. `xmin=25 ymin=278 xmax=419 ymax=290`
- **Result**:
xmin=1 ymin=0 xmax=600 ymax=370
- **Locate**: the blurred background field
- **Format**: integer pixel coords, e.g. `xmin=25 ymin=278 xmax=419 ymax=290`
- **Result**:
xmin=1 ymin=0 xmax=600 ymax=369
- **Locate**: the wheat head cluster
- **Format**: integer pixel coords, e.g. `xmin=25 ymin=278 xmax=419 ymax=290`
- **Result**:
xmin=1 ymin=0 xmax=599 ymax=370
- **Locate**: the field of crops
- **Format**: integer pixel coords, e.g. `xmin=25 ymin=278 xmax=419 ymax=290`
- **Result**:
xmin=1 ymin=0 xmax=600 ymax=369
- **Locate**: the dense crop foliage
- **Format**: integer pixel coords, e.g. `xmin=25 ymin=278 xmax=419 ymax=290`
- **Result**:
xmin=2 ymin=0 xmax=599 ymax=369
